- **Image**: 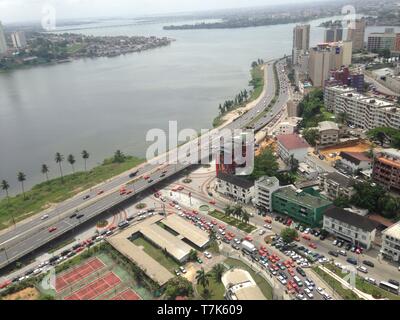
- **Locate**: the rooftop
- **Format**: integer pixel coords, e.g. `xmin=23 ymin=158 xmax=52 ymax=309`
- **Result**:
xmin=277 ymin=134 xmax=310 ymax=151
xmin=140 ymin=223 xmax=192 ymax=262
xmin=318 ymin=121 xmax=339 ymax=132
xmin=222 ymin=269 xmax=265 ymax=300
xmin=217 ymin=172 xmax=254 ymax=190
xmin=340 ymin=152 xmax=371 ymax=165
xmin=383 ymin=221 xmax=400 ymax=239
xmin=274 ymin=185 xmax=332 ymax=209
xmin=161 ymin=215 xmax=210 ymax=248
xmin=323 ymin=172 xmax=355 ymax=188
xmin=325 ymin=207 xmax=380 ymax=232
xmin=256 ymin=176 xmax=280 ymax=188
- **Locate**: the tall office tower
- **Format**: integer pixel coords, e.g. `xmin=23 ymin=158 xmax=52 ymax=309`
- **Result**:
xmin=347 ymin=18 xmax=366 ymax=51
xmin=292 ymin=24 xmax=310 ymax=65
xmin=11 ymin=31 xmax=27 ymax=49
xmin=324 ymin=28 xmax=343 ymax=43
xmin=0 ymin=21 xmax=7 ymax=55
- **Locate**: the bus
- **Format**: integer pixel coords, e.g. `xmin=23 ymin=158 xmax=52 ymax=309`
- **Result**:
xmin=379 ymin=281 xmax=399 ymax=295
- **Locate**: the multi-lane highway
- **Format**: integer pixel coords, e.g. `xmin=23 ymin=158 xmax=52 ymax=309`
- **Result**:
xmin=0 ymin=58 xmax=290 ymax=269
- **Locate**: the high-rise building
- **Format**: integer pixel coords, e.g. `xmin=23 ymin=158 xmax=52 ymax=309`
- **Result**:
xmin=0 ymin=21 xmax=7 ymax=55
xmin=367 ymin=29 xmax=399 ymax=52
xmin=292 ymin=24 xmax=310 ymax=65
xmin=324 ymin=28 xmax=343 ymax=43
xmin=347 ymin=18 xmax=366 ymax=51
xmin=11 ymin=31 xmax=27 ymax=49
xmin=372 ymin=149 xmax=400 ymax=193
xmin=308 ymin=41 xmax=352 ymax=87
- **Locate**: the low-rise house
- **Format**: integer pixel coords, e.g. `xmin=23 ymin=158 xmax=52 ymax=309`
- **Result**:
xmin=337 ymin=151 xmax=372 ymax=174
xmin=319 ymin=172 xmax=356 ymax=201
xmin=381 ymin=221 xmax=400 ymax=263
xmin=216 ymin=172 xmax=255 ymax=204
xmin=276 ymin=134 xmax=310 ymax=164
xmin=272 ymin=185 xmax=333 ymax=227
xmin=316 ymin=121 xmax=340 ymax=146
xmin=323 ymin=207 xmax=379 ymax=250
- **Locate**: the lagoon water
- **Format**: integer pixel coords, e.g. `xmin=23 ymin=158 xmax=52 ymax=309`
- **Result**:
xmin=0 ymin=16 xmax=394 ymax=193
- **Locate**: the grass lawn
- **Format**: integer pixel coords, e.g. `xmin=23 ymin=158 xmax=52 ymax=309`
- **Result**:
xmin=224 ymin=258 xmax=273 ymax=300
xmin=0 ymin=156 xmax=144 ymax=230
xmin=312 ymin=266 xmax=362 ymax=300
xmin=324 ymin=263 xmax=400 ymax=300
xmin=209 ymin=210 xmax=256 ymax=233
xmin=196 ymin=277 xmax=226 ymax=300
xmin=132 ymin=236 xmax=180 ymax=272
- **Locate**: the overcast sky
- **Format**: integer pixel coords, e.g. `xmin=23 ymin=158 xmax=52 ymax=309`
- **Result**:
xmin=0 ymin=0 xmax=325 ymax=23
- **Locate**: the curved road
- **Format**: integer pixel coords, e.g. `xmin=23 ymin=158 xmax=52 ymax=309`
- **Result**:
xmin=0 ymin=58 xmax=289 ymax=269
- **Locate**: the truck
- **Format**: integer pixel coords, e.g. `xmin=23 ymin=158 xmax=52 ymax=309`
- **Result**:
xmin=241 ymin=240 xmax=256 ymax=255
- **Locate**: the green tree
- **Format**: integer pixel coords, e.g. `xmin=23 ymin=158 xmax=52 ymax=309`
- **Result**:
xmin=196 ymin=268 xmax=211 ymax=289
xmin=41 ymin=164 xmax=50 ymax=182
xmin=336 ymin=112 xmax=349 ymax=125
xmin=303 ymin=128 xmax=319 ymax=147
xmin=188 ymin=249 xmax=198 ymax=262
xmin=232 ymin=204 xmax=244 ymax=220
xmin=1 ymin=180 xmax=11 ymax=206
xmin=334 ymin=196 xmax=351 ymax=208
xmin=280 ymin=228 xmax=298 ymax=243
xmin=55 ymin=152 xmax=64 ymax=182
xmin=81 ymin=150 xmax=90 ymax=171
xmin=67 ymin=154 xmax=76 ymax=173
xmin=113 ymin=150 xmax=126 ymax=163
xmin=164 ymin=277 xmax=194 ymax=300
xmin=212 ymin=264 xmax=226 ymax=283
xmin=17 ymin=171 xmax=27 ymax=199
xmin=242 ymin=209 xmax=251 ymax=225
xmin=251 ymin=147 xmax=279 ymax=180
xmin=224 ymin=205 xmax=233 ymax=218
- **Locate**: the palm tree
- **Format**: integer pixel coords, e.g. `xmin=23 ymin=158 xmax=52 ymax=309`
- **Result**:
xmin=196 ymin=268 xmax=211 ymax=289
xmin=242 ymin=209 xmax=251 ymax=224
xmin=81 ymin=150 xmax=90 ymax=171
xmin=41 ymin=164 xmax=49 ymax=182
xmin=17 ymin=172 xmax=26 ymax=199
xmin=55 ymin=152 xmax=64 ymax=181
xmin=67 ymin=154 xmax=76 ymax=173
xmin=212 ymin=264 xmax=225 ymax=283
xmin=224 ymin=205 xmax=233 ymax=218
xmin=1 ymin=180 xmax=10 ymax=205
xmin=232 ymin=204 xmax=244 ymax=220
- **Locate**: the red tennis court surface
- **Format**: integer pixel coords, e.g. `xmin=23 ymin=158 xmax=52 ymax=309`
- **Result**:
xmin=111 ymin=289 xmax=140 ymax=300
xmin=56 ymin=258 xmax=104 ymax=292
xmin=64 ymin=272 xmax=121 ymax=300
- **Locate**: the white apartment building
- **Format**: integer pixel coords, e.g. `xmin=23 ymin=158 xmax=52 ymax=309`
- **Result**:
xmin=335 ymin=92 xmax=399 ymax=130
xmin=381 ymin=221 xmax=400 ymax=263
xmin=254 ymin=176 xmax=280 ymax=212
xmin=323 ymin=207 xmax=378 ymax=250
xmin=216 ymin=172 xmax=255 ymax=204
xmin=324 ymin=85 xmax=355 ymax=112
xmin=319 ymin=172 xmax=356 ymax=201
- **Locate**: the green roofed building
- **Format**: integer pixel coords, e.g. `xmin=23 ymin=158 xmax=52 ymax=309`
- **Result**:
xmin=272 ymin=185 xmax=333 ymax=227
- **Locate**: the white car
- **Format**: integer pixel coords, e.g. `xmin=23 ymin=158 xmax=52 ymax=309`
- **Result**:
xmin=33 ymin=268 xmax=43 ymax=275
xmin=233 ymin=238 xmax=241 ymax=245
xmin=317 ymin=287 xmax=325 ymax=295
xmin=296 ymin=294 xmax=307 ymax=300
xmin=41 ymin=214 xmax=49 ymax=220
xmin=259 ymin=229 xmax=266 ymax=236
xmin=204 ymin=251 xmax=212 ymax=259
xmin=357 ymin=266 xmax=368 ymax=274
xmin=179 ymin=266 xmax=187 ymax=274
xmin=264 ymin=224 xmax=272 ymax=230
xmin=277 ymin=276 xmax=287 ymax=285
xmin=304 ymin=288 xmax=314 ymax=299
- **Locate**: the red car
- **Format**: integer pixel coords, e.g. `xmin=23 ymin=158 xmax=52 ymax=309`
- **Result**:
xmin=244 ymin=236 xmax=253 ymax=242
xmin=75 ymin=246 xmax=84 ymax=253
xmin=97 ymin=190 xmax=104 ymax=195
xmin=309 ymin=243 xmax=317 ymax=249
xmin=228 ymin=232 xmax=235 ymax=238
xmin=219 ymin=224 xmax=226 ymax=230
xmin=209 ymin=200 xmax=216 ymax=205
xmin=264 ymin=217 xmax=272 ymax=224
xmin=211 ymin=220 xmax=217 ymax=225
xmin=48 ymin=227 xmax=57 ymax=233
xmin=143 ymin=175 xmax=150 ymax=180
xmin=302 ymin=234 xmax=311 ymax=241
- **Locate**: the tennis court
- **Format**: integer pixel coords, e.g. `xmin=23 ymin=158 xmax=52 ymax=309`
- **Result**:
xmin=111 ymin=289 xmax=141 ymax=300
xmin=64 ymin=272 xmax=121 ymax=300
xmin=56 ymin=258 xmax=105 ymax=292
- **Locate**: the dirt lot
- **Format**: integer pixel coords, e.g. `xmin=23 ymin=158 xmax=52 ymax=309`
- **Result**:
xmin=319 ymin=141 xmax=372 ymax=162
xmin=2 ymin=287 xmax=40 ymax=300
